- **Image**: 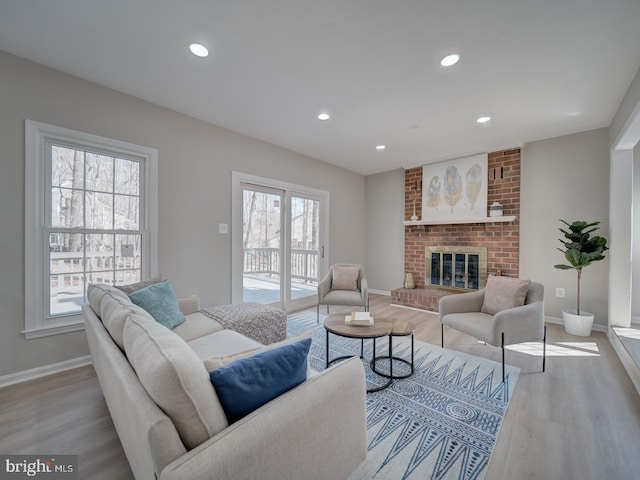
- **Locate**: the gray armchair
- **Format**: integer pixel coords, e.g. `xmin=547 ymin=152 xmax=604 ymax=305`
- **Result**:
xmin=439 ymin=280 xmax=546 ymax=382
xmin=317 ymin=264 xmax=369 ymax=323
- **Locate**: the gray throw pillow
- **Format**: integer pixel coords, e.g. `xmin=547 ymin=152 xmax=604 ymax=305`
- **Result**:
xmin=331 ymin=266 xmax=360 ymax=291
xmin=481 ymin=276 xmax=531 ymax=315
xmin=115 ymin=275 xmax=163 ymax=294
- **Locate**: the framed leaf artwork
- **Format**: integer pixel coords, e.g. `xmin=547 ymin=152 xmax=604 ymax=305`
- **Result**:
xmin=421 ymin=153 xmax=488 ymax=220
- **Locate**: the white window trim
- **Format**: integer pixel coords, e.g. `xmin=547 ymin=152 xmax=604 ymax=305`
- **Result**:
xmin=24 ymin=120 xmax=158 ymax=339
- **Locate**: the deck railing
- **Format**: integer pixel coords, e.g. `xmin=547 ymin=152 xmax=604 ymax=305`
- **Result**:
xmin=49 ymin=251 xmax=140 ymax=295
xmin=50 ymin=248 xmax=319 ymax=296
xmin=243 ymin=248 xmax=318 ymax=283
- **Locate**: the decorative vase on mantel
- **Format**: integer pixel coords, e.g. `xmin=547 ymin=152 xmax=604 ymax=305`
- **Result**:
xmin=403 ymin=272 xmax=416 ymax=289
xmin=410 ymin=200 xmax=419 ymax=221
xmin=489 ymin=201 xmax=503 ymax=217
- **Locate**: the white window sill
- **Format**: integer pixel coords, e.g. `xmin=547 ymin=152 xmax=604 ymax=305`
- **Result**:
xmin=23 ymin=318 xmax=85 ymax=339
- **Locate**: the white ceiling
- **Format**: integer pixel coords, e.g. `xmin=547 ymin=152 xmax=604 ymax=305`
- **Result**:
xmin=1 ymin=0 xmax=639 ymax=175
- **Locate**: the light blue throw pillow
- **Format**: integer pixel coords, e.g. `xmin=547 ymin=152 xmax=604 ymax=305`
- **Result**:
xmin=209 ymin=338 xmax=312 ymax=423
xmin=128 ymin=279 xmax=186 ymax=329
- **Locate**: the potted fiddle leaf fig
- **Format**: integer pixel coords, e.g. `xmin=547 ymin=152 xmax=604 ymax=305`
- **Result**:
xmin=554 ymin=220 xmax=608 ymax=336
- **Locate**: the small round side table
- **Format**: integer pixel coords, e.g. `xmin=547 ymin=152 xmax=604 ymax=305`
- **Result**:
xmin=323 ymin=315 xmax=394 ymax=393
xmin=370 ymin=319 xmax=415 ymax=379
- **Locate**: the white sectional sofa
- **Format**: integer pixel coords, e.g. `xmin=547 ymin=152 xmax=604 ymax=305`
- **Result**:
xmin=83 ymin=284 xmax=367 ymax=480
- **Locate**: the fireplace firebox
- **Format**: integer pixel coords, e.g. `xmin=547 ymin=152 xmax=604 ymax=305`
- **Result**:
xmin=426 ymin=246 xmax=487 ymax=291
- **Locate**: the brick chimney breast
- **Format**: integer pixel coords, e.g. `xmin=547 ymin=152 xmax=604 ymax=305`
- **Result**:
xmin=394 ymin=149 xmax=521 ymax=311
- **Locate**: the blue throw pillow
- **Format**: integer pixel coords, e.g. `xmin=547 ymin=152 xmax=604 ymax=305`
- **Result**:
xmin=128 ymin=279 xmax=186 ymax=329
xmin=209 ymin=338 xmax=312 ymax=423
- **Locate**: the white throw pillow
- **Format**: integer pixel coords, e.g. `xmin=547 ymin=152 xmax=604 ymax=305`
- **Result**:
xmin=123 ymin=313 xmax=228 ymax=450
xmin=204 ymin=331 xmax=314 ymax=372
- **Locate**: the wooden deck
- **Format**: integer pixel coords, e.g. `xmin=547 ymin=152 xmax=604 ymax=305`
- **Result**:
xmin=243 ymin=274 xmax=316 ymax=304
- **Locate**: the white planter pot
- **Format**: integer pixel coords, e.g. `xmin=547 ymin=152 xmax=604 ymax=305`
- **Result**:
xmin=562 ymin=309 xmax=595 ymax=336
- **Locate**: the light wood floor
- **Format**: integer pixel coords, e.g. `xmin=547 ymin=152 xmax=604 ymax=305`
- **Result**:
xmin=2 ymin=294 xmax=640 ymax=480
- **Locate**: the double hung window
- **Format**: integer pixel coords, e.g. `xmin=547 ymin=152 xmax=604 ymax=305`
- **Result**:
xmin=25 ymin=120 xmax=157 ymax=338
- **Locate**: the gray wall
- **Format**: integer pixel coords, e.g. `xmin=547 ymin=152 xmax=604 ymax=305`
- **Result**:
xmin=521 ymin=128 xmax=610 ymax=326
xmin=0 ymin=50 xmax=365 ymax=377
xmin=634 ymin=142 xmax=640 ymax=320
xmin=365 ymin=169 xmax=404 ymax=293
xmin=610 ymin=64 xmax=640 ymax=147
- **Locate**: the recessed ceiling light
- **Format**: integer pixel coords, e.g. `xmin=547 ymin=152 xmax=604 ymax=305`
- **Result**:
xmin=317 ymin=113 xmax=330 ymax=121
xmin=189 ymin=43 xmax=209 ymax=58
xmin=440 ymin=54 xmax=460 ymax=67
xmin=376 ymin=145 xmax=386 ymax=151
xmin=476 ymin=116 xmax=491 ymax=124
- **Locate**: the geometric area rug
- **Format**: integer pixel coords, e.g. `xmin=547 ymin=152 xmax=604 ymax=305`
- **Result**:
xmin=287 ymin=312 xmax=519 ymax=480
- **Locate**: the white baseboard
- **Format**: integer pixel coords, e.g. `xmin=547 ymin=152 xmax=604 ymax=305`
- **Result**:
xmin=0 ymin=355 xmax=92 ymax=389
xmin=544 ymin=315 xmax=563 ymax=325
xmin=544 ymin=315 xmax=607 ymax=333
xmin=369 ymin=289 xmax=391 ymax=296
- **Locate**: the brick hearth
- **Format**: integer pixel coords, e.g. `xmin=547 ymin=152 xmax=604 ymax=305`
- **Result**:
xmin=391 ymin=287 xmax=452 ymax=312
xmin=392 ymin=148 xmax=521 ymax=311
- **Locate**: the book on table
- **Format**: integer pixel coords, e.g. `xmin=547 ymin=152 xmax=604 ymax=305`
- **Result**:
xmin=344 ymin=311 xmax=374 ymax=326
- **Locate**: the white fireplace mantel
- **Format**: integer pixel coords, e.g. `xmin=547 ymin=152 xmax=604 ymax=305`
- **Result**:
xmin=402 ymin=215 xmax=516 ymax=226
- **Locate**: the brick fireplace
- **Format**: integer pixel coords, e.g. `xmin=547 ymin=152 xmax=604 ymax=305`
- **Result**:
xmin=391 ymin=148 xmax=521 ymax=311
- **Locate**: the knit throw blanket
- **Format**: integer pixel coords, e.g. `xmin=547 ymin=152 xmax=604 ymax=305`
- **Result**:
xmin=200 ymin=303 xmax=287 ymax=345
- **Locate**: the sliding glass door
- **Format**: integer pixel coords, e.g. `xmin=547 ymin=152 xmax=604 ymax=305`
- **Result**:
xmin=233 ymin=173 xmax=328 ymax=312
xmin=241 ymin=186 xmax=283 ymax=305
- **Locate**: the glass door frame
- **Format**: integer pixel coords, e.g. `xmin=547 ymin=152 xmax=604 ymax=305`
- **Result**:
xmin=285 ymin=190 xmax=325 ymax=311
xmin=231 ymin=172 xmax=329 ymax=312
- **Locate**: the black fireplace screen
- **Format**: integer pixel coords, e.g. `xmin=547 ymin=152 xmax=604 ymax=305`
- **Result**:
xmin=430 ymin=252 xmax=480 ymax=290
